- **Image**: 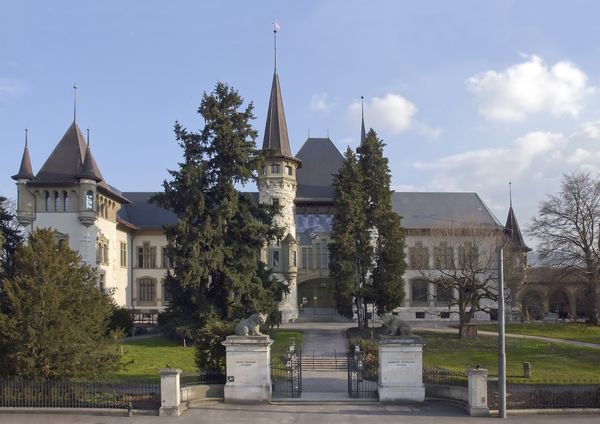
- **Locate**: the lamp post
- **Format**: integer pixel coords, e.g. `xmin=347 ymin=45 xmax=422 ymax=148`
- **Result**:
xmin=498 ymin=248 xmax=507 ymax=418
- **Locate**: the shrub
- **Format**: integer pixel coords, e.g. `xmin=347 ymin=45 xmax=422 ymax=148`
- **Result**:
xmin=194 ymin=318 xmax=234 ymax=373
xmin=108 ymin=306 xmax=134 ymax=335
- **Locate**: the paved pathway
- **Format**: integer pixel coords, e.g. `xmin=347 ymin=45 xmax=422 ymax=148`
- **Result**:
xmin=295 ymin=324 xmax=349 ymax=396
xmin=2 ymin=403 xmax=600 ymax=424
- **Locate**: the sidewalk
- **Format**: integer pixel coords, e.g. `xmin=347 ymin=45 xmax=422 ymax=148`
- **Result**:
xmin=1 ymin=402 xmax=600 ymax=424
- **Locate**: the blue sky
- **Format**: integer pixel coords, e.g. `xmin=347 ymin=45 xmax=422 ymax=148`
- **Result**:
xmin=3 ymin=1 xmax=600 ymax=247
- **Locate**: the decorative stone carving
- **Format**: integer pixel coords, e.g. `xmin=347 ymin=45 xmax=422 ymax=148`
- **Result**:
xmin=234 ymin=313 xmax=267 ymax=336
xmin=381 ymin=314 xmax=412 ymax=336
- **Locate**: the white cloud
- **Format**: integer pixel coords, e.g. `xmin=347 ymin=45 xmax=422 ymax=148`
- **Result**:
xmin=580 ymin=121 xmax=600 ymax=139
xmin=349 ymin=93 xmax=417 ymax=135
xmin=0 ymin=78 xmax=25 ymax=100
xmin=467 ymin=55 xmax=591 ymax=122
xmin=310 ymin=92 xmax=335 ymax=113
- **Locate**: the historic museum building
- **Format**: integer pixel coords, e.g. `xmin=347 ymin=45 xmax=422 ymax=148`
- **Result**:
xmin=11 ymin=65 xmax=529 ymax=322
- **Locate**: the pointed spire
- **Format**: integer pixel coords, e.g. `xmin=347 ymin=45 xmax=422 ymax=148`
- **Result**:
xmin=78 ymin=128 xmax=104 ymax=182
xmin=360 ymin=96 xmax=367 ymax=145
xmin=12 ymin=129 xmax=34 ymax=180
xmin=73 ymin=83 xmax=78 ymax=122
xmin=505 ymin=186 xmax=531 ymax=252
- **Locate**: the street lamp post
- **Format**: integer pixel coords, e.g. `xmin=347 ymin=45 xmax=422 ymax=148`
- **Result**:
xmin=498 ymin=248 xmax=507 ymax=418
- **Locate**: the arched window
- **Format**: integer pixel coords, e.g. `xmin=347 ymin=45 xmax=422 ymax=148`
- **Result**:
xmin=86 ymin=191 xmax=94 ymax=210
xmin=63 ymin=192 xmax=70 ymax=211
xmin=54 ymin=191 xmax=60 ymax=211
xmin=45 ymin=192 xmax=51 ymax=211
xmin=138 ymin=278 xmax=157 ymax=302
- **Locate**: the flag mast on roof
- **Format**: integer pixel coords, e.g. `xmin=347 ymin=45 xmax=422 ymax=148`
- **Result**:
xmin=273 ymin=20 xmax=280 ymax=73
xmin=73 ymin=83 xmax=78 ymax=123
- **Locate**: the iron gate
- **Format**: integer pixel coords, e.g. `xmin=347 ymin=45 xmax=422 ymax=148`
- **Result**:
xmin=347 ymin=346 xmax=378 ymax=399
xmin=271 ymin=343 xmax=302 ymax=398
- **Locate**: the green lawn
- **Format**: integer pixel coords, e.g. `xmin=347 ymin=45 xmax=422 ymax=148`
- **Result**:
xmin=419 ymin=331 xmax=600 ymax=382
xmin=114 ymin=330 xmax=303 ymax=380
xmin=475 ymin=323 xmax=600 ymax=345
xmin=115 ymin=337 xmax=197 ymax=381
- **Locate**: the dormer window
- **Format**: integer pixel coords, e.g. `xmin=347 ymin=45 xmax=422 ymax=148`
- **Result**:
xmin=285 ymin=165 xmax=292 ymax=176
xmin=86 ymin=191 xmax=94 ymax=210
xmin=271 ymin=164 xmax=280 ymax=174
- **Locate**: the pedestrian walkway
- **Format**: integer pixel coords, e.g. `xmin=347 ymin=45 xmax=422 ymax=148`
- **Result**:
xmin=298 ymin=326 xmax=349 ymax=396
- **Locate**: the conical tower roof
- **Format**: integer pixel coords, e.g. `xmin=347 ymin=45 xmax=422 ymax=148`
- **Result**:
xmin=505 ymin=206 xmax=530 ymax=252
xmin=12 ymin=135 xmax=34 ymax=180
xmin=78 ymin=142 xmax=104 ymax=182
xmin=36 ymin=121 xmax=88 ymax=182
xmin=262 ymin=72 xmax=301 ymax=166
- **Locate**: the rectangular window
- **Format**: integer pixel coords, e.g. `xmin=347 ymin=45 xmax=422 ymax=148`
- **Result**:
xmin=271 ymin=164 xmax=280 ymax=174
xmin=440 ymin=312 xmax=450 ymax=319
xmin=139 ymin=242 xmax=156 ymax=268
xmin=301 ymin=247 xmax=313 ymax=269
xmin=99 ymin=273 xmax=105 ymax=292
xmin=411 ymin=279 xmax=429 ymax=306
xmin=285 ymin=165 xmax=292 ymax=176
xmin=458 ymin=242 xmax=478 ymax=267
xmin=272 ymin=250 xmax=280 ymax=267
xmin=434 ymin=242 xmax=454 ymax=269
xmin=291 ymin=250 xmax=297 ymax=267
xmin=120 ymin=242 xmax=127 ymax=267
xmin=415 ymin=312 xmax=426 ymax=319
xmin=139 ymin=278 xmax=156 ymax=302
xmin=409 ymin=242 xmax=429 ymax=269
xmin=272 ymin=198 xmax=279 ymax=208
xmin=436 ymin=285 xmax=451 ymax=303
xmin=162 ymin=246 xmax=171 ymax=268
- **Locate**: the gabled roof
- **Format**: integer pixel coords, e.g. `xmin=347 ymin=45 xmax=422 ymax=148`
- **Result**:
xmin=505 ymin=206 xmax=531 ymax=251
xmin=262 ymin=72 xmax=300 ymax=164
xmin=12 ymin=139 xmax=34 ymax=180
xmin=391 ymin=192 xmax=503 ymax=229
xmin=295 ymin=137 xmax=344 ymax=201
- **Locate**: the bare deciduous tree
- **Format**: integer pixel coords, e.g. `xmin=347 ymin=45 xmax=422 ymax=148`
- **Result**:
xmin=417 ymin=223 xmax=509 ymax=338
xmin=529 ymin=172 xmax=600 ymax=324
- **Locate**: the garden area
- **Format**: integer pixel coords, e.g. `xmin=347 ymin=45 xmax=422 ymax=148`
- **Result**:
xmin=346 ymin=327 xmax=600 ymax=383
xmin=114 ymin=329 xmax=303 ymax=380
xmin=476 ymin=322 xmax=600 ymax=345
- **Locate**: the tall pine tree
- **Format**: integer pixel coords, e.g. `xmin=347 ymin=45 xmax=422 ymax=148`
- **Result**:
xmin=0 ymin=197 xmax=23 ymax=280
xmin=153 ymin=83 xmax=285 ymax=340
xmin=0 ymin=229 xmax=120 ymax=378
xmin=330 ymin=130 xmax=406 ymax=328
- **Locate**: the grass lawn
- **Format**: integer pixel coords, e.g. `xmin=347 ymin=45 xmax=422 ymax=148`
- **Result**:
xmin=475 ymin=323 xmax=600 ymax=345
xmin=419 ymin=331 xmax=600 ymax=383
xmin=115 ymin=337 xmax=197 ymax=381
xmin=114 ymin=329 xmax=303 ymax=380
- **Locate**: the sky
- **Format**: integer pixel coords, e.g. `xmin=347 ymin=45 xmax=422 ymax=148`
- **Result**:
xmin=2 ymin=0 xmax=600 ymax=249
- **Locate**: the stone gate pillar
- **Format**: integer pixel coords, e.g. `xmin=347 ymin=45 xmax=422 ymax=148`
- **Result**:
xmin=378 ymin=336 xmax=425 ymax=402
xmin=222 ymin=335 xmax=273 ymax=403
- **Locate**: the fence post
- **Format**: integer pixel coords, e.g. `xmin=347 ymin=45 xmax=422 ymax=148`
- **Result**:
xmin=159 ymin=368 xmax=184 ymax=417
xmin=467 ymin=368 xmax=489 ymax=417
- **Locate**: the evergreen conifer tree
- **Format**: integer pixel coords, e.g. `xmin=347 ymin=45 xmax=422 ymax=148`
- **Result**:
xmin=0 ymin=197 xmax=23 ymax=280
xmin=0 ymin=229 xmax=120 ymax=378
xmin=153 ymin=83 xmax=285 ymax=340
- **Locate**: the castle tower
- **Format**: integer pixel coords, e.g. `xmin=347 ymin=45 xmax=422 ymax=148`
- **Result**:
xmin=12 ymin=130 xmax=36 ymax=228
xmin=258 ymin=30 xmax=302 ymax=322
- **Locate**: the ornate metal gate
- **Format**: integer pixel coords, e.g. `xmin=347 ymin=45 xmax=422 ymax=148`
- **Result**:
xmin=271 ymin=341 xmax=302 ymax=399
xmin=347 ymin=345 xmax=378 ymax=399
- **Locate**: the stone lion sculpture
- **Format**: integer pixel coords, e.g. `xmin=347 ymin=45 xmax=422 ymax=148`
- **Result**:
xmin=234 ymin=313 xmax=267 ymax=336
xmin=381 ymin=314 xmax=412 ymax=336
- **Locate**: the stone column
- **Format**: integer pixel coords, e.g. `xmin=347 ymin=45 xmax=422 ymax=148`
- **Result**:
xmin=222 ymin=335 xmax=273 ymax=403
xmin=159 ymin=368 xmax=184 ymax=417
xmin=378 ymin=336 xmax=425 ymax=402
xmin=467 ymin=368 xmax=489 ymax=416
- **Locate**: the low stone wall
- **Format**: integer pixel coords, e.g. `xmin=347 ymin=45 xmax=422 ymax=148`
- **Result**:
xmin=426 ymin=383 xmax=468 ymax=405
xmin=181 ymin=384 xmax=224 ymax=403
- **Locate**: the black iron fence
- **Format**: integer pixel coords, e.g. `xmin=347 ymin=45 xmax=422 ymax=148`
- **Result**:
xmin=180 ymin=370 xmax=226 ymax=387
xmin=488 ymin=380 xmax=600 ymax=409
xmin=423 ymin=369 xmax=468 ymax=387
xmin=271 ymin=345 xmax=302 ymax=399
xmin=347 ymin=346 xmax=378 ymax=399
xmin=0 ymin=378 xmax=160 ymax=410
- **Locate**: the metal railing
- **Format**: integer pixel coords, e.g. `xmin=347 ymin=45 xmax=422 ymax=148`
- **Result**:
xmin=423 ymin=369 xmax=468 ymax=387
xmin=488 ymin=381 xmax=600 ymax=409
xmin=347 ymin=346 xmax=378 ymax=399
xmin=0 ymin=378 xmax=160 ymax=410
xmin=180 ymin=370 xmax=226 ymax=387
